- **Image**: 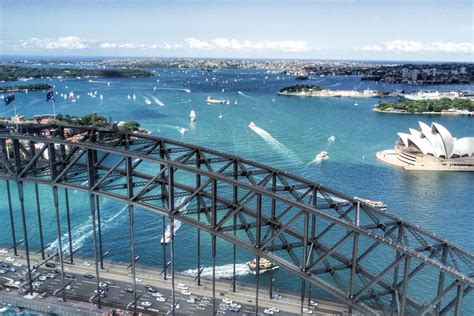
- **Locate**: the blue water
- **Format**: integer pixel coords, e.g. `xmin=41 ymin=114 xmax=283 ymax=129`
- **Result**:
xmin=0 ymin=66 xmax=473 ymax=312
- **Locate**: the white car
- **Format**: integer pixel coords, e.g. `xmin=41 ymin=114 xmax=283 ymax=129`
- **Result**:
xmin=135 ymin=277 xmax=143 ymax=283
xmin=269 ymin=306 xmax=280 ymax=313
xmin=222 ymin=298 xmax=232 ymax=304
xmin=141 ymin=301 xmax=152 ymax=307
xmin=65 ymin=285 xmax=72 ymax=290
xmin=39 ymin=275 xmax=47 ymax=281
xmin=187 ymin=297 xmax=196 ymax=304
xmin=264 ymin=309 xmax=274 ymax=315
xmin=0 ymin=249 xmax=8 ymax=254
xmin=13 ymin=262 xmax=22 ymax=267
xmin=152 ymin=292 xmax=163 ymax=297
xmin=230 ymin=303 xmax=242 ymax=309
xmin=302 ymin=308 xmax=313 ymax=314
xmin=81 ymin=261 xmax=91 ymax=267
xmin=309 ymin=300 xmax=318 ymax=307
xmin=156 ymin=296 xmax=166 ymax=302
xmin=181 ymin=289 xmax=191 ymax=296
xmin=5 ymin=257 xmax=15 ymax=262
xmin=177 ymin=283 xmax=188 ymax=290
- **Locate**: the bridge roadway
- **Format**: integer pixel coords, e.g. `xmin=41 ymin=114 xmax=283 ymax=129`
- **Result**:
xmin=0 ymin=250 xmax=349 ymax=315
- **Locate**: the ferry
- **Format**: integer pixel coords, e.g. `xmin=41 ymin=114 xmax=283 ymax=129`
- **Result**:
xmin=247 ymin=258 xmax=279 ymax=273
xmin=354 ymin=197 xmax=387 ymax=210
xmin=207 ymin=96 xmax=230 ymax=105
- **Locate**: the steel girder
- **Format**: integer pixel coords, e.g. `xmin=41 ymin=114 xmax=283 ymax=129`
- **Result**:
xmin=0 ymin=124 xmax=472 ymax=315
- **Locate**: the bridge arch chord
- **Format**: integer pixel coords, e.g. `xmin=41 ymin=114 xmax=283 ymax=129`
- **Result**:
xmin=0 ymin=124 xmax=472 ymax=315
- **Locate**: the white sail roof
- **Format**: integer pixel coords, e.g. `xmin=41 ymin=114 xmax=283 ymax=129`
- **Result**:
xmin=398 ymin=122 xmax=474 ymax=158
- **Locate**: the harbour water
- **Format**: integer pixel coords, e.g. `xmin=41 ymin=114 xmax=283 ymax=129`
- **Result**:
xmin=0 ymin=64 xmax=473 ymax=309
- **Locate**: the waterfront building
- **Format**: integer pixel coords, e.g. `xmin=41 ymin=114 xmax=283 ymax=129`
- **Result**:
xmin=377 ymin=121 xmax=474 ymax=171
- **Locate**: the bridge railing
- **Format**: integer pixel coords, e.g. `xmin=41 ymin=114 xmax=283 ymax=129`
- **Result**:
xmin=0 ymin=124 xmax=472 ymax=315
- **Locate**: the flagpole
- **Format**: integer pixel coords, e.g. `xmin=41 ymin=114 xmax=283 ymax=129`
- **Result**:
xmin=52 ymin=99 xmax=56 ymax=120
xmin=13 ymin=102 xmax=18 ymax=131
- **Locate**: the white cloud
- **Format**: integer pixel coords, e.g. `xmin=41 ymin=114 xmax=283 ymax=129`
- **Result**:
xmin=27 ymin=36 xmax=92 ymax=49
xmin=185 ymin=38 xmax=213 ymax=49
xmin=358 ymin=40 xmax=474 ymax=53
xmin=185 ymin=37 xmax=310 ymax=52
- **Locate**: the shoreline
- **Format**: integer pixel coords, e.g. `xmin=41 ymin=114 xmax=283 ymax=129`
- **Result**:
xmin=373 ymin=107 xmax=473 ymax=116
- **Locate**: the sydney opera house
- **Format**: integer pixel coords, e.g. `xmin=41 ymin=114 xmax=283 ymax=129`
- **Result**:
xmin=377 ymin=121 xmax=474 ymax=171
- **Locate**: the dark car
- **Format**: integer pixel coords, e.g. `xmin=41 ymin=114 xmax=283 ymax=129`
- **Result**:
xmin=64 ymin=273 xmax=75 ymax=279
xmin=145 ymin=285 xmax=157 ymax=293
xmin=83 ymin=274 xmax=94 ymax=279
xmin=124 ymin=288 xmax=134 ymax=293
xmin=45 ymin=262 xmax=56 ymax=268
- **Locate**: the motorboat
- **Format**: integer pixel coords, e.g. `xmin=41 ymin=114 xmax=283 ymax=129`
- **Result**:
xmin=218 ymin=112 xmax=223 ymax=119
xmin=328 ymin=135 xmax=336 ymax=142
xmin=315 ymin=151 xmax=329 ymax=161
xmin=248 ymin=121 xmax=256 ymax=129
xmin=354 ymin=197 xmax=387 ymax=210
xmin=247 ymin=258 xmax=278 ymax=272
xmin=207 ymin=96 xmax=230 ymax=105
xmin=190 ymin=110 xmax=196 ymax=122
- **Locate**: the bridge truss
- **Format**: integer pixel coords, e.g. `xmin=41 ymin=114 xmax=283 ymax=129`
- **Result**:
xmin=0 ymin=124 xmax=472 ymax=315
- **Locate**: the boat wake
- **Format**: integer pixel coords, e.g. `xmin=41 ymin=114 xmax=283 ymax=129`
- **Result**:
xmin=147 ymin=94 xmax=165 ymax=106
xmin=328 ymin=83 xmax=341 ymax=87
xmin=46 ymin=205 xmax=128 ymax=255
xmin=88 ymin=80 xmax=108 ymax=84
xmin=154 ymin=87 xmax=191 ymax=93
xmin=161 ymin=197 xmax=188 ymax=243
xmin=248 ymin=122 xmax=302 ymax=164
xmin=238 ymin=91 xmax=257 ymax=101
xmin=166 ymin=99 xmax=192 ymax=106
xmin=182 ymin=263 xmax=251 ymax=279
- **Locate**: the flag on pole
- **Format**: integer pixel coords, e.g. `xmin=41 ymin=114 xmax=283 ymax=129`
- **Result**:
xmin=4 ymin=92 xmax=15 ymax=106
xmin=46 ymin=89 xmax=55 ymax=102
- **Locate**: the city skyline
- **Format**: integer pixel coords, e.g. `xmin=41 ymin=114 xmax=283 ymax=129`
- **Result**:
xmin=1 ymin=0 xmax=473 ymax=62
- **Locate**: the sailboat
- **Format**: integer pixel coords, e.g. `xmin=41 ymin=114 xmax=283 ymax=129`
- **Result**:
xmin=190 ymin=110 xmax=196 ymax=122
xmin=218 ymin=112 xmax=223 ymax=119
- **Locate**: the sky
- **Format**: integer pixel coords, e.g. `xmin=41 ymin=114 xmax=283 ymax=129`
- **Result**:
xmin=1 ymin=0 xmax=473 ymax=62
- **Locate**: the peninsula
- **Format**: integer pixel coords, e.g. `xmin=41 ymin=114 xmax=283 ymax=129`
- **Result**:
xmin=0 ymin=65 xmax=153 ymax=82
xmin=374 ymin=98 xmax=474 ymax=115
xmin=0 ymin=83 xmax=53 ymax=92
xmin=278 ymin=85 xmax=387 ymax=98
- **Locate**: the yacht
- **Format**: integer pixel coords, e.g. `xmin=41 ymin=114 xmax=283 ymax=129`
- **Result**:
xmin=207 ymin=96 xmax=230 ymax=105
xmin=190 ymin=110 xmax=196 ymax=122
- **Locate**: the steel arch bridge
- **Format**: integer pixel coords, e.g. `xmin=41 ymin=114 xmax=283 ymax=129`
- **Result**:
xmin=0 ymin=123 xmax=472 ymax=315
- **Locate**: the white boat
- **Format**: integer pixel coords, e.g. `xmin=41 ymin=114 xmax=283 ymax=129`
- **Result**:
xmin=315 ymin=151 xmax=329 ymax=161
xmin=328 ymin=135 xmax=336 ymax=142
xmin=190 ymin=110 xmax=196 ymax=122
xmin=354 ymin=101 xmax=358 ymax=106
xmin=127 ymin=94 xmax=131 ymax=100
xmin=132 ymin=94 xmax=136 ymax=100
xmin=248 ymin=121 xmax=256 ymax=129
xmin=99 ymin=94 xmax=103 ymax=100
xmin=144 ymin=97 xmax=152 ymax=105
xmin=218 ymin=112 xmax=223 ymax=119
xmin=207 ymin=96 xmax=230 ymax=105
xmin=160 ymin=221 xmax=182 ymax=244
